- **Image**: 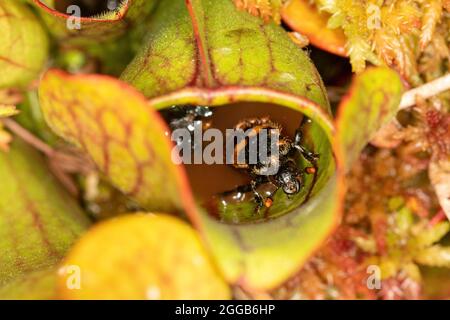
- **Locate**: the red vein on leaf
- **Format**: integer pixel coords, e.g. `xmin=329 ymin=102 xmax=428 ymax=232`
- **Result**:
xmin=185 ymin=0 xmax=216 ymax=87
xmin=0 ymin=55 xmax=30 ymax=70
xmin=2 ymin=151 xmax=59 ymax=261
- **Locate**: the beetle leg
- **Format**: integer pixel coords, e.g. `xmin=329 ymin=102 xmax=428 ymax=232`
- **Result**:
xmin=233 ymin=185 xmax=249 ymax=202
xmin=261 ymin=176 xmax=280 ymax=204
xmin=250 ymin=179 xmax=266 ymax=209
xmin=293 ymin=129 xmax=319 ymax=163
xmin=265 ymin=186 xmax=278 ymax=206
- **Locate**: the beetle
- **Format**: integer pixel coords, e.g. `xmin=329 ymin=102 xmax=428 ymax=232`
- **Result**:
xmin=228 ymin=116 xmax=318 ymax=209
xmin=162 ymin=105 xmax=213 ymax=132
xmin=160 ymin=105 xmax=213 ymax=149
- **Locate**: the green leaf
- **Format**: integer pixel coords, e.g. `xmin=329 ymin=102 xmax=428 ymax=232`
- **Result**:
xmin=334 ymin=67 xmax=404 ymax=171
xmin=197 ymin=174 xmax=341 ymax=290
xmin=0 ymin=139 xmax=90 ymax=286
xmin=0 ymin=267 xmax=57 ymax=300
xmin=121 ymin=0 xmax=330 ymax=108
xmin=0 ymin=0 xmax=49 ymax=89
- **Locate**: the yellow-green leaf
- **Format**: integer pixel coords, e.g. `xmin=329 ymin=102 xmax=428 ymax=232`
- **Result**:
xmin=335 ymin=67 xmax=404 ymax=171
xmin=0 ymin=0 xmax=49 ymax=89
xmin=58 ymin=214 xmax=231 ymax=300
xmin=0 ymin=139 xmax=90 ymax=286
xmin=122 ymin=0 xmax=330 ymax=109
xmin=38 ymin=70 xmax=195 ymax=216
xmin=0 ymin=268 xmax=57 ymax=300
xmin=0 ymin=105 xmax=19 ymax=118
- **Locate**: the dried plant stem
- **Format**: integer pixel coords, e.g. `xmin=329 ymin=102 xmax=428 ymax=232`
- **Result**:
xmin=400 ymin=73 xmax=450 ymax=110
xmin=1 ymin=118 xmax=54 ymax=155
xmin=0 ymin=118 xmax=89 ymax=196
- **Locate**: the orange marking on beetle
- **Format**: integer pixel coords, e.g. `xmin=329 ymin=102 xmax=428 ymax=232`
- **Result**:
xmin=264 ymin=198 xmax=273 ymax=208
xmin=306 ymin=167 xmax=316 ymax=174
